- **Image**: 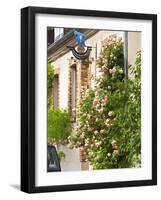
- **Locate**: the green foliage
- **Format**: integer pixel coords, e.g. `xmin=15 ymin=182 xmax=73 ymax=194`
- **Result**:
xmin=47 ymin=63 xmax=72 ymax=144
xmin=58 ymin=150 xmax=66 ymax=160
xmin=70 ymin=34 xmax=141 ymax=169
xmin=48 ymin=108 xmax=72 ymax=144
xmin=48 ymin=63 xmax=54 ymax=108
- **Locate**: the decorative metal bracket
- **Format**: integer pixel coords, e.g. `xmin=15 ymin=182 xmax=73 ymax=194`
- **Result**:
xmin=67 ymin=45 xmax=92 ymax=60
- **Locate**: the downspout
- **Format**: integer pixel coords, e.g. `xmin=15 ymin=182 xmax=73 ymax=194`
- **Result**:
xmin=123 ymin=31 xmax=128 ymax=79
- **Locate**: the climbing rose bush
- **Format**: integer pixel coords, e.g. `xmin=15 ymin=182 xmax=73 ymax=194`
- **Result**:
xmin=70 ymin=34 xmax=141 ymax=169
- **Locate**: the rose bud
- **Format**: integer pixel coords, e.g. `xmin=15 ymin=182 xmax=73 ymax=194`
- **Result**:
xmin=105 ymin=123 xmax=111 ymax=128
xmin=111 ymin=140 xmax=117 ymax=146
xmin=113 ymin=149 xmax=119 ymax=155
xmin=112 ymin=67 xmax=116 ymax=73
xmin=108 ymin=86 xmax=112 ymax=90
xmin=88 ymin=127 xmax=92 ymax=132
xmin=108 ymin=111 xmax=113 ymax=117
xmin=109 ymin=69 xmax=113 ymax=74
xmin=105 ymin=118 xmax=110 ymax=123
xmin=119 ymin=69 xmax=124 ymax=74
xmin=107 ymin=153 xmax=111 ymax=157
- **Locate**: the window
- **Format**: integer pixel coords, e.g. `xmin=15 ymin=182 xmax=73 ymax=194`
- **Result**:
xmin=47 ymin=28 xmax=55 ymax=46
xmin=47 ymin=28 xmax=72 ymax=46
xmin=54 ymin=28 xmax=64 ymax=42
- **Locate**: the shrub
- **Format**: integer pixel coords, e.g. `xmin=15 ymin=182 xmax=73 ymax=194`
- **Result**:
xmin=48 ymin=108 xmax=72 ymax=144
xmin=47 ymin=63 xmax=72 ymax=145
xmin=48 ymin=63 xmax=54 ymax=108
xmin=70 ymin=34 xmax=141 ymax=169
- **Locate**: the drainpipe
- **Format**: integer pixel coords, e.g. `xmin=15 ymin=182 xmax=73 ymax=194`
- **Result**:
xmin=123 ymin=31 xmax=128 ymax=79
xmin=94 ymin=43 xmax=97 ymax=79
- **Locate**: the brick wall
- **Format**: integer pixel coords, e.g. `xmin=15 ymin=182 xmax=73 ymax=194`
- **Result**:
xmin=67 ymin=59 xmax=90 ymax=170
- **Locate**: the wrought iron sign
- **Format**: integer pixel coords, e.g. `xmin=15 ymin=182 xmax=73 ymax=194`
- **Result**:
xmin=67 ymin=30 xmax=92 ymax=60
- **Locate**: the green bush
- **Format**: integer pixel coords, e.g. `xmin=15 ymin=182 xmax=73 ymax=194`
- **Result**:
xmin=48 ymin=108 xmax=72 ymax=144
xmin=48 ymin=63 xmax=54 ymax=108
xmin=70 ymin=34 xmax=141 ymax=169
xmin=47 ymin=63 xmax=72 ymax=145
xmin=58 ymin=150 xmax=66 ymax=160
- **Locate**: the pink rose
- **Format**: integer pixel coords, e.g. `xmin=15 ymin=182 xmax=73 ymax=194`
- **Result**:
xmin=113 ymin=149 xmax=119 ymax=155
xmin=105 ymin=123 xmax=111 ymax=128
xmin=96 ymin=103 xmax=100 ymax=109
xmin=80 ymin=134 xmax=84 ymax=139
xmin=112 ymin=67 xmax=116 ymax=73
xmin=109 ymin=69 xmax=113 ymax=74
xmin=100 ymin=129 xmax=104 ymax=134
xmin=107 ymin=153 xmax=111 ymax=157
xmin=94 ymin=130 xmax=98 ymax=135
xmin=108 ymin=86 xmax=112 ymax=90
xmin=85 ymin=139 xmax=89 ymax=144
xmin=105 ymin=118 xmax=110 ymax=123
xmin=113 ymin=34 xmax=117 ymax=38
xmin=80 ymin=132 xmax=85 ymax=138
xmin=104 ymin=95 xmax=108 ymax=101
xmin=118 ymin=37 xmax=122 ymax=42
xmin=99 ymin=78 xmax=104 ymax=83
xmin=119 ymin=69 xmax=123 ymax=74
xmin=111 ymin=140 xmax=117 ymax=146
xmin=88 ymin=127 xmax=92 ymax=132
xmin=98 ymin=108 xmax=103 ymax=113
xmin=108 ymin=111 xmax=113 ymax=117
xmin=92 ymin=136 xmax=95 ymax=141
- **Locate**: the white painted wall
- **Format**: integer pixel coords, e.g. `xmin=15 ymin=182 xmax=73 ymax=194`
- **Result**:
xmin=58 ymin=145 xmax=81 ymax=171
xmin=128 ymin=32 xmax=141 ymax=66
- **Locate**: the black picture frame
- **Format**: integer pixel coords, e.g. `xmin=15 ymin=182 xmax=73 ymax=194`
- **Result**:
xmin=21 ymin=6 xmax=157 ymax=193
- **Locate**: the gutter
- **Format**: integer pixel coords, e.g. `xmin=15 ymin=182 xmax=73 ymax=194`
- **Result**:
xmin=48 ymin=29 xmax=98 ymax=62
